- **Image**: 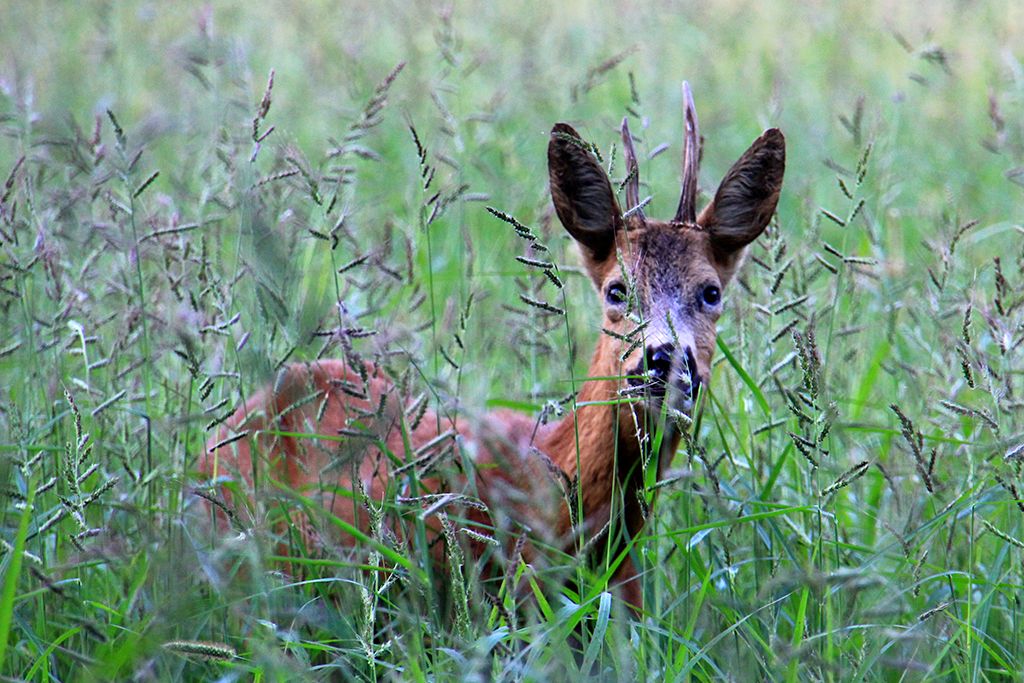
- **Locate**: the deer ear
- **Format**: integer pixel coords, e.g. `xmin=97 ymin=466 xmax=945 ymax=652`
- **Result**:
xmin=548 ymin=123 xmax=622 ymax=263
xmin=699 ymin=128 xmax=785 ymax=281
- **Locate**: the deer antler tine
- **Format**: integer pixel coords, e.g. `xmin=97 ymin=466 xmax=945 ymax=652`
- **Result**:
xmin=620 ymin=117 xmax=645 ymax=223
xmin=674 ymin=81 xmax=701 ymax=224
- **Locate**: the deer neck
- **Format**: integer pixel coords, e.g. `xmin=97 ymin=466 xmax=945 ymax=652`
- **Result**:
xmin=536 ymin=341 xmax=682 ymax=524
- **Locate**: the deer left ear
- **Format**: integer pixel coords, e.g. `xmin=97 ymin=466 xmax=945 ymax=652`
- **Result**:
xmin=699 ymin=128 xmax=785 ymax=282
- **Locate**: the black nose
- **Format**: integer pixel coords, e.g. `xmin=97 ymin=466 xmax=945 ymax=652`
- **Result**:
xmin=626 ymin=343 xmax=703 ymax=403
xmin=647 ymin=344 xmax=674 ymax=384
xmin=625 ymin=343 xmax=675 ymax=397
xmin=684 ymin=347 xmax=701 ymax=401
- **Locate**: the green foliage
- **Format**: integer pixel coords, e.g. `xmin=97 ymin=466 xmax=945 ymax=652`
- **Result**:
xmin=2 ymin=0 xmax=1024 ymax=680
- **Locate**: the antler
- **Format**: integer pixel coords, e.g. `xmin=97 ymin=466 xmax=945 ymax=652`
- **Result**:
xmin=620 ymin=117 xmax=645 ymax=223
xmin=674 ymin=81 xmax=701 ymax=224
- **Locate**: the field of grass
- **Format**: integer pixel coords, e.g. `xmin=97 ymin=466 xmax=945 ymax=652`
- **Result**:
xmin=2 ymin=0 xmax=1023 ymax=680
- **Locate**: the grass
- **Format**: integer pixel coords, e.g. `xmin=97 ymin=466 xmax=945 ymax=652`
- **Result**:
xmin=2 ymin=0 xmax=1023 ymax=680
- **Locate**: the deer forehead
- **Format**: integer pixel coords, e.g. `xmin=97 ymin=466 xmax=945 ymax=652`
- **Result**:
xmin=602 ymin=221 xmax=721 ymax=294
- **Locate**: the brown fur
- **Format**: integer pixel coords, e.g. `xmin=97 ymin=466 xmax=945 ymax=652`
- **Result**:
xmin=198 ymin=94 xmax=785 ymax=610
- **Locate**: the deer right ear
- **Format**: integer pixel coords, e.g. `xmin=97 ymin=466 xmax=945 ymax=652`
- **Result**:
xmin=548 ymin=123 xmax=622 ymax=263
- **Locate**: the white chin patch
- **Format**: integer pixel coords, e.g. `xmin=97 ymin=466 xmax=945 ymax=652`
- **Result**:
xmin=662 ymin=384 xmax=694 ymax=419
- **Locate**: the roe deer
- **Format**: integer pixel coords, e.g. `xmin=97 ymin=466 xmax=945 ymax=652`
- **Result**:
xmin=199 ymin=82 xmax=785 ymax=608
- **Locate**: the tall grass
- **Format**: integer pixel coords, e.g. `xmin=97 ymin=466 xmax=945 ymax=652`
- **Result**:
xmin=2 ymin=0 xmax=1023 ymax=680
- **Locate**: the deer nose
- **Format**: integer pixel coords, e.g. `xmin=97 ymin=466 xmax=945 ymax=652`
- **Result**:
xmin=627 ymin=343 xmax=703 ymax=404
xmin=647 ymin=344 xmax=674 ymax=384
xmin=684 ymin=346 xmax=702 ymax=401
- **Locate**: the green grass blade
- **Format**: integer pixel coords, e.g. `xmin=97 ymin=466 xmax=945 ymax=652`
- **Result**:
xmin=581 ymin=591 xmax=612 ymax=672
xmin=0 ymin=484 xmax=35 ymax=668
xmin=716 ymin=337 xmax=771 ymax=417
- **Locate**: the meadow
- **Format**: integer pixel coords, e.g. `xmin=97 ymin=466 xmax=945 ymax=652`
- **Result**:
xmin=1 ymin=0 xmax=1023 ymax=680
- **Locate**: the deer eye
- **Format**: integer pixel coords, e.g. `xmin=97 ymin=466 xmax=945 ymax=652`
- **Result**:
xmin=606 ymin=282 xmax=628 ymax=306
xmin=701 ymin=285 xmax=721 ymax=307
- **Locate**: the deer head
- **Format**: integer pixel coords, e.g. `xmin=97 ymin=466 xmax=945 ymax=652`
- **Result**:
xmin=548 ymin=83 xmax=785 ymax=423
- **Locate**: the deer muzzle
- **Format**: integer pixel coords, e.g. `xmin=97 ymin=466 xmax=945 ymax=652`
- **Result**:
xmin=627 ymin=342 xmax=702 ymax=412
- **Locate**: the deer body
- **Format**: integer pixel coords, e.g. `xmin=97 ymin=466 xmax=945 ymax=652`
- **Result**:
xmin=200 ymin=84 xmax=785 ymax=608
